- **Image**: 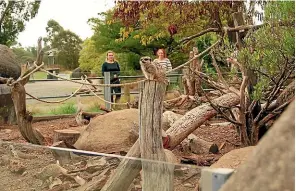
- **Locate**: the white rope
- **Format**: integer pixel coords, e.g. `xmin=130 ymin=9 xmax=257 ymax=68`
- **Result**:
xmin=10 ymin=62 xmax=45 ymax=85
xmin=40 ymin=67 xmax=146 ymax=87
xmin=25 ymin=84 xmax=85 ymax=103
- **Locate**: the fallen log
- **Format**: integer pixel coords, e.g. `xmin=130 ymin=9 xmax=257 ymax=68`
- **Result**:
xmin=187 ymin=134 xmax=219 ymax=154
xmin=101 ymin=92 xmax=240 ymax=191
xmin=162 ymin=111 xmax=183 ymax=131
xmin=167 ymin=92 xmax=240 ymax=149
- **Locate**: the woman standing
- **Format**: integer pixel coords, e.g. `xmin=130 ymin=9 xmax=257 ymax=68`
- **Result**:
xmin=101 ymin=50 xmax=121 ymax=103
xmin=153 ymin=48 xmax=172 ymax=72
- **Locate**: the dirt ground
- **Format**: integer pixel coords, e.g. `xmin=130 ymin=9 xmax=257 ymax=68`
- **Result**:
xmin=0 ymin=115 xmax=242 ymax=191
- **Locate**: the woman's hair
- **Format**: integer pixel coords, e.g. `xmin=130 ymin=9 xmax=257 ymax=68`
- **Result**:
xmin=156 ymin=48 xmax=167 ymax=58
xmin=105 ymin=50 xmax=116 ymax=62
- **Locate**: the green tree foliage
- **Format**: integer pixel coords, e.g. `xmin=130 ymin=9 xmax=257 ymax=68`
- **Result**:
xmin=0 ymin=0 xmax=40 ymax=46
xmin=79 ymin=38 xmax=103 ymax=73
xmin=79 ymin=38 xmax=141 ymax=76
xmin=81 ymin=10 xmax=191 ymax=73
xmin=44 ymin=19 xmax=82 ymax=69
xmin=12 ymin=47 xmax=35 ymax=63
xmin=237 ymin=1 xmax=295 ymax=100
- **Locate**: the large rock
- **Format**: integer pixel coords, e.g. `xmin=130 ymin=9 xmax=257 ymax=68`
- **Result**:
xmin=0 ymin=45 xmax=21 ymax=80
xmin=210 ymin=146 xmax=255 ymax=169
xmin=71 ymin=67 xmax=91 ymax=78
xmin=74 ymin=109 xmax=139 ymax=153
xmin=220 ymin=101 xmax=295 ymax=191
xmin=0 ymin=84 xmax=17 ymax=125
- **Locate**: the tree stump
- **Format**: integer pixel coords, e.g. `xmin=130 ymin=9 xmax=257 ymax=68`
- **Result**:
xmin=53 ymin=129 xmax=80 ymax=147
xmin=139 ymin=80 xmax=174 ymax=191
xmin=0 ymin=84 xmax=17 ymax=125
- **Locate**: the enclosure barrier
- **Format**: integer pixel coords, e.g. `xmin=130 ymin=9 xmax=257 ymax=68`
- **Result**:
xmin=0 ymin=140 xmax=235 ymax=191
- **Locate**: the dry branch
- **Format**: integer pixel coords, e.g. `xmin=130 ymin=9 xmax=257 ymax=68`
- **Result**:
xmin=210 ymin=51 xmax=227 ymax=86
xmin=179 ymin=21 xmax=294 ymax=45
xmin=11 ymin=83 xmax=45 ymax=144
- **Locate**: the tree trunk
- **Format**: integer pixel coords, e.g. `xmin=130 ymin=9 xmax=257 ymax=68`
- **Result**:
xmin=220 ymin=101 xmax=295 ymax=191
xmin=167 ymin=92 xmax=240 ymax=149
xmin=139 ymin=81 xmax=174 ymax=191
xmin=11 ymin=82 xmax=45 ymax=145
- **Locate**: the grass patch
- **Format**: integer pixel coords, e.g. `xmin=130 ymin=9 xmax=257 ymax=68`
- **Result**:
xmin=87 ymin=102 xmax=103 ymax=112
xmin=30 ymin=71 xmax=47 ymax=80
xmin=49 ymin=103 xmax=77 ymax=115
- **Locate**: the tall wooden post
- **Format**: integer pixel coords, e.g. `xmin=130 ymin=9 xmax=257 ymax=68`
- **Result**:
xmin=103 ymin=72 xmax=111 ymax=110
xmin=139 ymin=81 xmax=174 ymax=191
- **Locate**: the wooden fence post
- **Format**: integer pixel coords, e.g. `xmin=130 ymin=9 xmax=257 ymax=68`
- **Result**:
xmin=103 ymin=72 xmax=111 ymax=110
xmin=123 ymin=85 xmax=130 ymax=103
xmin=139 ymin=80 xmax=174 ymax=191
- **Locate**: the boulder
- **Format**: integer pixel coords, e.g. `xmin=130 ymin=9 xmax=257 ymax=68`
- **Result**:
xmin=74 ymin=109 xmax=139 ymax=153
xmin=0 ymin=45 xmax=21 ymax=80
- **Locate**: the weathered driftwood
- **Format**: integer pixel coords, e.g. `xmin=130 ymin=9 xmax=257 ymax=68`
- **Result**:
xmin=139 ymin=81 xmax=174 ymax=191
xmin=9 ymin=37 xmax=46 ymax=145
xmin=220 ymin=101 xmax=295 ymax=191
xmin=11 ymin=82 xmax=45 ymax=145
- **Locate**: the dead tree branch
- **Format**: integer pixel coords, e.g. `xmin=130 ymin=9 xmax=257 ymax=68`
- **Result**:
xmin=201 ymin=87 xmax=242 ymax=126
xmin=19 ymin=37 xmax=44 ymax=86
xmin=178 ymin=21 xmax=294 ymax=45
xmin=210 ymin=51 xmax=228 ymax=86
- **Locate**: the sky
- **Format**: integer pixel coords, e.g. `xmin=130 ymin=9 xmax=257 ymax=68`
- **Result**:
xmin=17 ymin=0 xmax=115 ymax=47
